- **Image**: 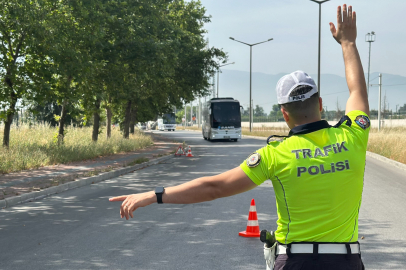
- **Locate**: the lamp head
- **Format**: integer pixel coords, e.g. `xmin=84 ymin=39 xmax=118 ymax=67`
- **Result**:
xmin=229 ymin=37 xmax=235 ymax=40
xmin=268 ymin=38 xmax=273 ymax=41
xmin=310 ymin=0 xmax=330 ymax=3
xmin=365 ymin=31 xmax=376 ymax=42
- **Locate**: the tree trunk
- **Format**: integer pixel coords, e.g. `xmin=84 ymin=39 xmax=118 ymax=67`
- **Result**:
xmin=3 ymin=103 xmax=16 ymax=148
xmin=130 ymin=122 xmax=135 ymax=134
xmin=106 ymin=96 xmax=112 ymax=139
xmin=58 ymin=99 xmax=68 ymax=144
xmin=2 ymin=75 xmax=17 ymax=148
xmin=123 ymin=100 xmax=132 ymax=139
xmin=92 ymin=98 xmax=101 ymax=141
xmin=130 ymin=106 xmax=137 ymax=135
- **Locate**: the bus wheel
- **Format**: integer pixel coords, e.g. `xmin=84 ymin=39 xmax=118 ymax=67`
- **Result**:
xmin=232 ymin=139 xmax=238 ymax=142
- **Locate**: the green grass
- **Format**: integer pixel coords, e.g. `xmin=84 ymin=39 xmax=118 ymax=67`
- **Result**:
xmin=0 ymin=124 xmax=154 ymax=173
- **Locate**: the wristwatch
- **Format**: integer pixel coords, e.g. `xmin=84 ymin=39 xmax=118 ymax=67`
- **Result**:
xmin=155 ymin=187 xmax=165 ymax=204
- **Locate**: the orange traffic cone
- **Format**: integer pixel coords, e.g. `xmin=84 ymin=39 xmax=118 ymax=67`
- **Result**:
xmin=175 ymin=145 xmax=186 ymax=156
xmin=186 ymin=146 xmax=194 ymax=157
xmin=239 ymin=199 xmax=261 ymax=237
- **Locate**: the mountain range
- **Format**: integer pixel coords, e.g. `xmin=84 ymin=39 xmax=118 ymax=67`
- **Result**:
xmin=213 ymin=70 xmax=406 ymax=114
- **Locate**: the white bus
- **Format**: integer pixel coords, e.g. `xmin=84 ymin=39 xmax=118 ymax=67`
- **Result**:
xmin=202 ymin=98 xmax=242 ymax=141
xmin=158 ymin=113 xmax=177 ymax=131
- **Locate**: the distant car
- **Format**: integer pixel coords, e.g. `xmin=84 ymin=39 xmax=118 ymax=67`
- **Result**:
xmin=138 ymin=124 xmax=146 ymax=130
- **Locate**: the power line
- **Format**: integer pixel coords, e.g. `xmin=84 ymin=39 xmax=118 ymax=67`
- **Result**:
xmin=369 ymin=75 xmax=379 ymax=82
xmin=384 ymin=83 xmax=406 ymax=87
xmin=323 ymin=91 xmax=348 ymax=96
xmin=370 ymin=83 xmax=406 ymax=87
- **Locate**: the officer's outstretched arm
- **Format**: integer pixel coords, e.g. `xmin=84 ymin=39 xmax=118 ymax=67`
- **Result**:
xmin=330 ymin=4 xmax=369 ymax=116
xmin=109 ymin=167 xmax=257 ymax=220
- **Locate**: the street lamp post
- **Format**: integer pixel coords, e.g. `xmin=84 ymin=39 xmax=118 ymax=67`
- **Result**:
xmin=229 ymin=37 xmax=273 ymax=132
xmin=365 ymin=31 xmax=376 ymax=96
xmin=217 ymin=62 xmax=235 ymax=98
xmin=396 ymin=104 xmax=399 ymax=119
xmin=310 ymin=0 xmax=330 ymax=94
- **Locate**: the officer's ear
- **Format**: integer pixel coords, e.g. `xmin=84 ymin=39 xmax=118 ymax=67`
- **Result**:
xmin=281 ymin=107 xmax=289 ymax=122
xmin=319 ymin=97 xmax=323 ymax=112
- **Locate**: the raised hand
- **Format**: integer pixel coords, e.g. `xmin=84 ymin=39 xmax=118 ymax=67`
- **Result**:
xmin=329 ymin=4 xmax=357 ymax=45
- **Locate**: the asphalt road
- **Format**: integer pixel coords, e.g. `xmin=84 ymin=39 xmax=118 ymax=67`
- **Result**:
xmin=1 ymin=130 xmax=405 ymax=270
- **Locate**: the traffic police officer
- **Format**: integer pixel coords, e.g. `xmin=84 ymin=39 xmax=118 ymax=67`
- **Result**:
xmin=110 ymin=4 xmax=369 ymax=270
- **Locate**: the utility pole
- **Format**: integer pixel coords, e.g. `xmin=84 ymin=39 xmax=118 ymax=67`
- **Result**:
xmin=190 ymin=102 xmax=193 ymax=126
xmin=310 ymin=0 xmax=330 ymax=94
xmin=366 ymin=32 xmax=376 ymax=96
xmin=251 ymin=99 xmax=254 ymax=129
xmin=378 ymin=73 xmax=382 ymax=131
xmin=184 ymin=104 xmax=187 ymax=128
xmin=212 ymin=76 xmax=216 ymax=98
xmin=198 ymin=98 xmax=201 ymax=128
xmin=396 ymin=104 xmax=399 ymax=119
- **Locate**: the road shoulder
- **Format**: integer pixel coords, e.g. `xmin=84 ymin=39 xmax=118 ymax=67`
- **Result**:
xmin=0 ymin=132 xmax=180 ymax=208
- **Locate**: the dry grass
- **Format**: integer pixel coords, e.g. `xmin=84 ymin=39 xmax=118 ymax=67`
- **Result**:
xmin=0 ymin=124 xmax=153 ymax=174
xmin=177 ymin=126 xmax=199 ymax=131
xmin=367 ymin=127 xmax=406 ymax=164
xmin=241 ymin=126 xmax=289 ymax=137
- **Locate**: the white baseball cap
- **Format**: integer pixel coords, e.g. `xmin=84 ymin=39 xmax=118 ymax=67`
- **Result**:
xmin=276 ymin=70 xmax=318 ymax=104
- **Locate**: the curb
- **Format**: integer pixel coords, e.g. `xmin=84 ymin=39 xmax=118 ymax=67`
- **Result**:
xmin=365 ymin=151 xmax=406 ymax=172
xmin=242 ymin=134 xmax=270 ymax=141
xmin=0 ymin=154 xmax=173 ymax=209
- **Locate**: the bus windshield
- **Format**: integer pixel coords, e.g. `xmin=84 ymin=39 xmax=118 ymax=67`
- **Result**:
xmin=212 ymin=102 xmax=241 ymax=128
xmin=163 ymin=113 xmax=176 ymax=124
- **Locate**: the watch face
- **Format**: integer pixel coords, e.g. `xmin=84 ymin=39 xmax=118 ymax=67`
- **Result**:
xmin=155 ymin=187 xmax=165 ymax=194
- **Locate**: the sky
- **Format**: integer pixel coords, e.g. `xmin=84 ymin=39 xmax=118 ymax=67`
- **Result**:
xmin=200 ymin=0 xmax=406 ymax=81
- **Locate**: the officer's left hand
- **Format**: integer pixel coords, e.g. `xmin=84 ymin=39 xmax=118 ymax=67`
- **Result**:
xmin=109 ymin=191 xmax=156 ymax=220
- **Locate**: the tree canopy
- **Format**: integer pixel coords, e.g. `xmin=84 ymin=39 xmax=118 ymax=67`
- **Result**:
xmin=0 ymin=0 xmax=226 ymax=146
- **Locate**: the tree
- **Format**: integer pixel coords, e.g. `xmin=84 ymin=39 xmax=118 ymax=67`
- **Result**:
xmin=270 ymin=104 xmax=281 ymax=116
xmin=0 ymin=0 xmax=56 ymax=147
xmin=44 ymin=1 xmax=102 ymax=142
xmin=242 ymin=107 xmax=250 ymax=116
xmin=254 ymin=105 xmax=265 ymax=117
xmin=399 ymin=104 xmax=406 ymax=114
xmin=1 ymin=0 xmax=227 ymax=145
xmin=269 ymin=104 xmax=283 ymax=121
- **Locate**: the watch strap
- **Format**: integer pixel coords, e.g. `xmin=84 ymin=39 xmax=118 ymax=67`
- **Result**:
xmin=155 ymin=187 xmax=165 ymax=204
xmin=156 ymin=192 xmax=163 ymax=204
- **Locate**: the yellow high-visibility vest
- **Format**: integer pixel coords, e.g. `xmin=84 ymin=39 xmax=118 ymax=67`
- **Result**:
xmin=241 ymin=110 xmax=370 ymax=244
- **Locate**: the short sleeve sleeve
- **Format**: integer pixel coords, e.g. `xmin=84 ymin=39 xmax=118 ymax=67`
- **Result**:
xmin=240 ymin=146 xmax=272 ymax=186
xmin=345 ymin=110 xmax=371 ymax=148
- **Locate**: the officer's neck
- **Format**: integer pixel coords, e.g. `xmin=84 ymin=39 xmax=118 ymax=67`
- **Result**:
xmin=286 ymin=115 xmax=322 ymax=130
